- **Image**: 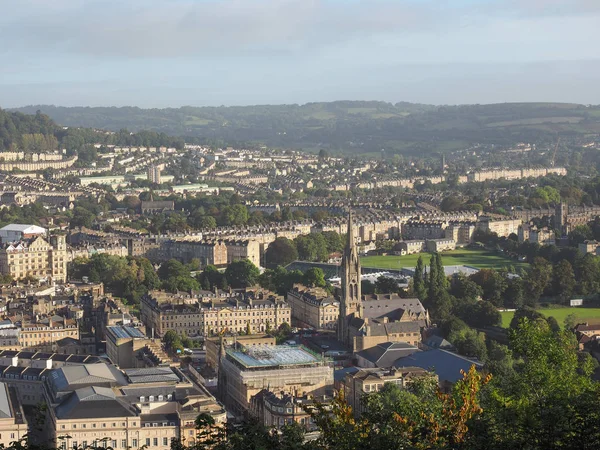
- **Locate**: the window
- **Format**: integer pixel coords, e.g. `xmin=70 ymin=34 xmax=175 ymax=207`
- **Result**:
xmin=72 ymin=442 xmax=78 ymax=449
xmin=153 ymin=438 xmax=158 ymax=447
xmin=167 ymin=394 xmax=172 ymax=401
xmin=92 ymin=424 xmax=96 ymax=428
xmin=102 ymin=423 xmax=107 ymax=428
xmin=145 ymin=439 xmax=150 ymax=447
xmin=149 ymin=395 xmax=154 ymax=402
xmin=82 ymin=442 xmax=88 ymax=448
xmin=73 ymin=425 xmax=77 ymax=429
xmin=140 ymin=396 xmax=145 ymax=402
xmin=132 ymin=439 xmax=138 ymax=448
xmin=163 ymin=438 xmax=168 ymax=446
xmin=158 ymin=395 xmax=163 ymax=401
xmin=83 ymin=424 xmax=87 ymax=429
xmin=112 ymin=441 xmax=117 ymax=448
xmin=121 ymin=440 xmax=127 ymax=448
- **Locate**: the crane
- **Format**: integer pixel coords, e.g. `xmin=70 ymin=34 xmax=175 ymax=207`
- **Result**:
xmin=551 ymin=136 xmax=560 ymax=167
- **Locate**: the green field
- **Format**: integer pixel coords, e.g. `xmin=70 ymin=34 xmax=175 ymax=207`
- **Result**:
xmin=361 ymin=249 xmax=527 ymax=271
xmin=500 ymin=308 xmax=600 ymax=328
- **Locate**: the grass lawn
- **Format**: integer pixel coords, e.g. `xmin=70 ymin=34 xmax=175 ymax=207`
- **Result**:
xmin=500 ymin=308 xmax=600 ymax=328
xmin=361 ymin=248 xmax=527 ymax=271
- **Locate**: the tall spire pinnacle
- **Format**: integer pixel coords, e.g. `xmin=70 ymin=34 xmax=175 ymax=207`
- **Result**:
xmin=346 ymin=209 xmax=354 ymax=251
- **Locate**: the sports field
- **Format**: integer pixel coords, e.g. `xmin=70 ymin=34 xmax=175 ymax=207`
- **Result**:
xmin=361 ymin=248 xmax=527 ymax=271
xmin=500 ymin=308 xmax=600 ymax=328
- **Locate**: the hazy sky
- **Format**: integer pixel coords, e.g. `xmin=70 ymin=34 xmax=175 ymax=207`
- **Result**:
xmin=1 ymin=0 xmax=599 ymax=107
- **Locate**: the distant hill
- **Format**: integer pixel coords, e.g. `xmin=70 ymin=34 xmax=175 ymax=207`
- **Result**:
xmin=11 ymin=101 xmax=600 ymax=155
xmin=0 ymin=108 xmax=184 ymax=154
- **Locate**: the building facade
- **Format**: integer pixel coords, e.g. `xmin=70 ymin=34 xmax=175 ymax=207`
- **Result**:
xmin=287 ymin=285 xmax=339 ymax=330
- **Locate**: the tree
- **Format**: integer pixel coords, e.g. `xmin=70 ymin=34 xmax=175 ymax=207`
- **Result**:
xmin=303 ymin=267 xmax=326 ymax=288
xmin=225 ymin=260 xmax=260 ymax=288
xmin=552 ymin=259 xmax=576 ymax=304
xmin=413 ymin=255 xmax=427 ymax=301
xmin=374 ymin=276 xmax=399 ymax=294
xmin=449 ymin=327 xmax=487 ymax=359
xmin=451 ymin=273 xmax=483 ymax=301
xmin=361 ymin=279 xmax=376 ymax=295
xmin=568 ymin=224 xmax=593 ymax=246
xmin=200 ymin=216 xmax=217 ymax=229
xmin=524 ymin=257 xmax=553 ymax=302
xmin=265 ymin=238 xmax=298 ymax=268
xmin=469 ymin=269 xmax=507 ymax=307
xmin=575 ymin=253 xmax=600 ymax=295
xmin=70 ymin=206 xmax=95 ymax=228
xmin=471 ymin=300 xmax=502 ymax=328
xmin=440 ymin=196 xmax=464 ymax=211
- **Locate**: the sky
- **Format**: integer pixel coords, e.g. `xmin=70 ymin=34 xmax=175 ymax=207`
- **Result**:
xmin=1 ymin=0 xmax=599 ymax=108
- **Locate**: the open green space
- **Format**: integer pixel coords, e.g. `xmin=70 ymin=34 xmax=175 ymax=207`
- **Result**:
xmin=361 ymin=248 xmax=527 ymax=271
xmin=500 ymin=308 xmax=600 ymax=328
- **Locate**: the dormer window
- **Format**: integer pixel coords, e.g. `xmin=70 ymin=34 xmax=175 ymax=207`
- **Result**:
xmin=149 ymin=395 xmax=154 ymax=402
xmin=140 ymin=396 xmax=145 ymax=402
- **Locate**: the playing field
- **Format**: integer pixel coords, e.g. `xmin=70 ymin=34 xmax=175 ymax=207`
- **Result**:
xmin=500 ymin=308 xmax=600 ymax=328
xmin=361 ymin=248 xmax=527 ymax=271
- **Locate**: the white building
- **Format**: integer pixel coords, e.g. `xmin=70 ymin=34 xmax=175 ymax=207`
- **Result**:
xmin=0 ymin=224 xmax=46 ymax=243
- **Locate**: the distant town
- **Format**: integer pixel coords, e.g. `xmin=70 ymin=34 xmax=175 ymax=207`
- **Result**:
xmin=0 ymin=105 xmax=599 ymax=449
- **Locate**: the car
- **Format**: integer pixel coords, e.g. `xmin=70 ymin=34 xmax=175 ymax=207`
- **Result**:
xmin=320 ymin=344 xmax=330 ymax=350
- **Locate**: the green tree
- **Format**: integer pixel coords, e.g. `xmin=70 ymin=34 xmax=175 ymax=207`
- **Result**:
xmin=374 ymin=276 xmax=398 ymax=294
xmin=413 ymin=255 xmax=427 ymax=301
xmin=265 ymin=237 xmax=298 ymax=267
xmin=524 ymin=257 xmax=553 ymax=302
xmin=469 ymin=269 xmax=507 ymax=307
xmin=552 ymin=259 xmax=576 ymax=304
xmin=225 ymin=260 xmax=260 ymax=288
xmin=303 ymin=267 xmax=327 ymax=288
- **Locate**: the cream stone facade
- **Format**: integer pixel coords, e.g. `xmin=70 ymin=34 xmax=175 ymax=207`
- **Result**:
xmin=141 ymin=290 xmax=291 ymax=338
xmin=0 ymin=235 xmax=67 ymax=282
xmin=287 ymin=284 xmax=339 ymax=330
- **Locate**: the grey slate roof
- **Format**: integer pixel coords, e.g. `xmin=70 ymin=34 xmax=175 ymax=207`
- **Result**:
xmin=49 ymin=363 xmax=128 ymax=393
xmin=356 ymin=342 xmax=420 ymax=367
xmin=55 ymin=387 xmax=135 ymax=419
xmin=125 ymin=367 xmax=180 ymax=384
xmin=394 ymin=349 xmax=483 ymax=383
xmin=0 ymin=383 xmax=12 ymax=419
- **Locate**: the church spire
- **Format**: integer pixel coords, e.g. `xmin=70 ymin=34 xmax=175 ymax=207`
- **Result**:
xmin=337 ymin=209 xmax=362 ymax=347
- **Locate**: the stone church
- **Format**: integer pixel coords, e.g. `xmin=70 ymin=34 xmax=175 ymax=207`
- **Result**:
xmin=337 ymin=212 xmax=429 ymax=353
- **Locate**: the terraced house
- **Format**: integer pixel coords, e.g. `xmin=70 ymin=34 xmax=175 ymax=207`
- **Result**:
xmin=141 ymin=290 xmax=291 ymax=338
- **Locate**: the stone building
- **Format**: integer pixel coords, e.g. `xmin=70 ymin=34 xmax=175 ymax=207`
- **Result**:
xmin=140 ymin=289 xmax=291 ymax=338
xmin=287 ymin=284 xmax=339 ymax=330
xmin=337 ymin=212 xmax=429 ymax=352
xmin=218 ymin=344 xmax=333 ymax=416
xmin=0 ymin=234 xmax=67 ymax=282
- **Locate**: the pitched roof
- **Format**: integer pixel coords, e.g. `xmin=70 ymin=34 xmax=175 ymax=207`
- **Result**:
xmin=394 ymin=349 xmax=483 ymax=383
xmin=49 ymin=363 xmax=128 ymax=393
xmin=356 ymin=342 xmax=420 ymax=368
xmin=55 ymin=387 xmax=134 ymax=419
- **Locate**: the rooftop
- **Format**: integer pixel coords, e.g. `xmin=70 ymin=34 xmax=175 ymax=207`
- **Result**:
xmin=227 ymin=345 xmax=324 ymax=369
xmin=107 ymin=326 xmax=146 ymax=339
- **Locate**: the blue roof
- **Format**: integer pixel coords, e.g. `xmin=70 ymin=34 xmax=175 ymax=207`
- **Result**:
xmin=394 ymin=349 xmax=482 ymax=383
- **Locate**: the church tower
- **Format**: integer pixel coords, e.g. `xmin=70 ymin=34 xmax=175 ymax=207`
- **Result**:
xmin=337 ymin=210 xmax=362 ymax=346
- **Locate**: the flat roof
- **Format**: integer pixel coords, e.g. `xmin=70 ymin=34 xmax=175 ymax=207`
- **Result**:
xmin=227 ymin=345 xmax=323 ymax=368
xmin=107 ymin=326 xmax=146 ymax=339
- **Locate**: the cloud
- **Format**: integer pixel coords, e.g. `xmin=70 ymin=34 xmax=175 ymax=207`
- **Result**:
xmin=0 ymin=0 xmax=550 ymax=59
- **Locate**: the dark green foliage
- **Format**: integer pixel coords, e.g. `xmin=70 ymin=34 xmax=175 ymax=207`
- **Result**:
xmin=265 ymin=237 xmax=298 ymax=267
xmin=70 ymin=254 xmax=159 ymax=304
xmin=16 ymin=102 xmax=600 ymax=156
xmin=413 ymin=255 xmax=427 ymax=301
xmin=303 ymin=267 xmax=327 ymax=288
xmin=225 ymin=260 xmax=260 ymax=288
xmin=374 ymin=276 xmax=398 ymax=294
